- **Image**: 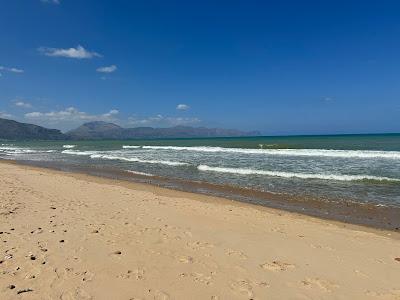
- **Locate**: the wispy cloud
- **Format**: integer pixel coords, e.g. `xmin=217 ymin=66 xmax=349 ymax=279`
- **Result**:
xmin=128 ymin=114 xmax=200 ymax=127
xmin=38 ymin=45 xmax=102 ymax=59
xmin=0 ymin=66 xmax=24 ymax=74
xmin=25 ymin=107 xmax=119 ymax=122
xmin=0 ymin=111 xmax=13 ymax=119
xmin=13 ymin=99 xmax=32 ymax=109
xmin=96 ymin=65 xmax=117 ymax=73
xmin=40 ymin=0 xmax=60 ymax=5
xmin=176 ymin=104 xmax=190 ymax=111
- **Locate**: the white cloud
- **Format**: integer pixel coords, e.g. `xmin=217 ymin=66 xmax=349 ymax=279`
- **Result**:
xmin=38 ymin=45 xmax=102 ymax=59
xmin=41 ymin=0 xmax=60 ymax=4
xmin=24 ymin=107 xmax=119 ymax=131
xmin=0 ymin=66 xmax=24 ymax=73
xmin=14 ymin=100 xmax=32 ymax=109
xmin=102 ymin=109 xmax=119 ymax=118
xmin=0 ymin=111 xmax=13 ymax=119
xmin=176 ymin=104 xmax=190 ymax=111
xmin=128 ymin=114 xmax=200 ymax=127
xmin=96 ymin=65 xmax=117 ymax=73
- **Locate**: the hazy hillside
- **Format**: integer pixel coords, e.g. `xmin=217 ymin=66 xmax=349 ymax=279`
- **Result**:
xmin=0 ymin=118 xmax=260 ymax=140
xmin=0 ymin=118 xmax=65 ymax=140
xmin=67 ymin=121 xmax=260 ymax=140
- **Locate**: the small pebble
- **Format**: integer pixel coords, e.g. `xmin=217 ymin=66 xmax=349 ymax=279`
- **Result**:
xmin=59 ymin=240 xmax=65 ymax=243
xmin=9 ymin=285 xmax=15 ymax=290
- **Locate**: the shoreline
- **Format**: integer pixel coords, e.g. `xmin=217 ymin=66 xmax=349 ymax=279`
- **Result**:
xmin=1 ymin=160 xmax=400 ymax=299
xmin=2 ymin=159 xmax=400 ymax=232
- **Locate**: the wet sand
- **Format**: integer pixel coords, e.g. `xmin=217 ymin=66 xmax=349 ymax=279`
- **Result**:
xmin=1 ymin=161 xmax=400 ymax=299
xmin=14 ymin=159 xmax=400 ymax=231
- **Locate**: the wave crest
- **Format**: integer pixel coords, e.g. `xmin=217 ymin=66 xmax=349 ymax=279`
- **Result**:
xmin=197 ymin=165 xmax=400 ymax=183
xmin=142 ymin=146 xmax=400 ymax=159
xmin=63 ymin=145 xmax=77 ymax=149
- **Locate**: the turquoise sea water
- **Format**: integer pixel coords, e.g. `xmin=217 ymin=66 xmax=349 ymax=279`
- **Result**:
xmin=1 ymin=133 xmax=400 ymax=207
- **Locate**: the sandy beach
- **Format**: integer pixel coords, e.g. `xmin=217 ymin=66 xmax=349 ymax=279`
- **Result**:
xmin=1 ymin=161 xmax=400 ymax=300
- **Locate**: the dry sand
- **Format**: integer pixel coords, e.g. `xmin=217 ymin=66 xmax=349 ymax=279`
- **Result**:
xmin=1 ymin=161 xmax=400 ymax=300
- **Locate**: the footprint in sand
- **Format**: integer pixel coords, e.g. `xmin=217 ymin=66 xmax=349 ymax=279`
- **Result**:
xmin=365 ymin=289 xmax=400 ymax=298
xmin=300 ymin=278 xmax=339 ymax=292
xmin=186 ymin=241 xmax=214 ymax=251
xmin=230 ymin=279 xmax=254 ymax=298
xmin=147 ymin=290 xmax=170 ymax=300
xmin=119 ymin=268 xmax=145 ymax=280
xmin=190 ymin=272 xmax=213 ymax=285
xmin=226 ymin=249 xmax=248 ymax=260
xmin=260 ymin=260 xmax=295 ymax=271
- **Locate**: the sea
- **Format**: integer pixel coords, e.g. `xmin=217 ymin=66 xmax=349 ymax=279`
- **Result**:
xmin=1 ymin=134 xmax=400 ymax=228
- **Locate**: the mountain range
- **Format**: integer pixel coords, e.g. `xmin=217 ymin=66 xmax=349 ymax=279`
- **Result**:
xmin=0 ymin=118 xmax=260 ymax=140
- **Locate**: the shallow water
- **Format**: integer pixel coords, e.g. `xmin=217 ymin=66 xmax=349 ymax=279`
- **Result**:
xmin=1 ymin=134 xmax=400 ymax=208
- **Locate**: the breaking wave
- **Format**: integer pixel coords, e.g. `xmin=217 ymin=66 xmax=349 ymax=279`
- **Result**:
xmin=197 ymin=165 xmax=400 ymax=183
xmin=63 ymin=145 xmax=77 ymax=149
xmin=142 ymin=146 xmax=400 ymax=159
xmin=62 ymin=150 xmax=188 ymax=166
xmin=122 ymin=145 xmax=141 ymax=149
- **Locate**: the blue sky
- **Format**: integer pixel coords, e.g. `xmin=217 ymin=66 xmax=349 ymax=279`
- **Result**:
xmin=1 ymin=0 xmax=400 ymax=134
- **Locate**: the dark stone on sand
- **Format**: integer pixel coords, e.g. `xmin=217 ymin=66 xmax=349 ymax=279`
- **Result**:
xmin=30 ymin=256 xmax=36 ymax=261
xmin=9 ymin=285 xmax=15 ymax=289
xmin=395 ymin=257 xmax=400 ymax=262
xmin=17 ymin=289 xmax=33 ymax=294
xmin=113 ymin=251 xmax=122 ymax=255
xmin=59 ymin=240 xmax=65 ymax=243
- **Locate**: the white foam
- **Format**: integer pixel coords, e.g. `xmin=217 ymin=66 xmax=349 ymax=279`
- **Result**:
xmin=122 ymin=145 xmax=141 ymax=149
xmin=62 ymin=150 xmax=99 ymax=156
xmin=89 ymin=153 xmax=189 ymax=166
xmin=142 ymin=146 xmax=400 ymax=159
xmin=125 ymin=170 xmax=154 ymax=176
xmin=197 ymin=165 xmax=400 ymax=182
xmin=63 ymin=145 xmax=77 ymax=149
xmin=0 ymin=146 xmax=55 ymax=154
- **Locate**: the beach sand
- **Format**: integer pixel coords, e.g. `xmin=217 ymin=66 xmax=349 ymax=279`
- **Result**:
xmin=1 ymin=161 xmax=400 ymax=300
